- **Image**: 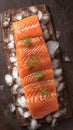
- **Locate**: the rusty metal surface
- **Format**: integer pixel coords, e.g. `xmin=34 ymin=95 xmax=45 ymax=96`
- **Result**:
xmin=0 ymin=0 xmax=73 ymax=130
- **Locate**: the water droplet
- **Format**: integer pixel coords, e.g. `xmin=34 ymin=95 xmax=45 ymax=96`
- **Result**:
xmin=63 ymin=53 xmax=71 ymax=62
xmin=0 ymin=85 xmax=4 ymax=91
xmin=56 ymin=30 xmax=61 ymax=39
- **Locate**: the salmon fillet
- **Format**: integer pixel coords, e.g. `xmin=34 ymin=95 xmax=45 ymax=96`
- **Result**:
xmin=16 ymin=44 xmax=52 ymax=67
xmin=13 ymin=14 xmax=58 ymax=119
xmin=21 ymin=69 xmax=54 ymax=86
xmin=24 ymin=80 xmax=58 ymax=119
xmin=13 ymin=15 xmax=43 ymax=42
xmin=16 ymin=44 xmax=52 ymax=78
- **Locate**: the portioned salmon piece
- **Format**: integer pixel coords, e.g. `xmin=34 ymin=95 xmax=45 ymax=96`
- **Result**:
xmin=18 ymin=60 xmax=52 ymax=78
xmin=16 ymin=44 xmax=52 ymax=78
xmin=13 ymin=15 xmax=43 ymax=42
xmin=16 ymin=44 xmax=52 ymax=67
xmin=21 ymin=69 xmax=54 ymax=86
xmin=24 ymin=80 xmax=58 ymax=119
xmin=18 ymin=59 xmax=52 ymax=78
xmin=16 ymin=37 xmax=45 ymax=48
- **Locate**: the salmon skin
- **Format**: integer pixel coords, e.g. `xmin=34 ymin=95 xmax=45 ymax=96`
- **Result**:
xmin=24 ymin=80 xmax=58 ymax=119
xmin=13 ymin=15 xmax=43 ymax=42
xmin=21 ymin=69 xmax=54 ymax=86
xmin=16 ymin=44 xmax=52 ymax=78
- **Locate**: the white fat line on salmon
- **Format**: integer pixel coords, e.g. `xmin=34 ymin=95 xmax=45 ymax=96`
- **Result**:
xmin=27 ymin=96 xmax=43 ymax=103
xmin=17 ymin=37 xmax=42 ymax=46
xmin=27 ymin=93 xmax=56 ymax=103
xmin=18 ymin=45 xmax=42 ymax=54
xmin=16 ymin=23 xmax=40 ymax=34
xmin=51 ymin=93 xmax=56 ymax=97
xmin=24 ymin=80 xmax=55 ymax=88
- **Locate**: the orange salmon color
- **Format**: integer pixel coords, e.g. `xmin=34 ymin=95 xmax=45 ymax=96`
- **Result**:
xmin=13 ymin=15 xmax=43 ymax=42
xmin=24 ymin=80 xmax=58 ymax=119
xmin=21 ymin=69 xmax=54 ymax=86
xmin=16 ymin=36 xmax=45 ymax=48
xmin=16 ymin=43 xmax=52 ymax=78
xmin=13 ymin=14 xmax=58 ymax=119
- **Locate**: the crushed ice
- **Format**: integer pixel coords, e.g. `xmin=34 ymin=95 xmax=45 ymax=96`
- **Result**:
xmin=15 ymin=76 xmax=21 ymax=85
xmin=29 ymin=6 xmax=38 ymax=13
xmin=54 ymin=68 xmax=62 ymax=77
xmin=17 ymin=107 xmax=24 ymax=116
xmin=7 ymin=41 xmax=15 ymax=49
xmin=23 ymin=111 xmax=31 ymax=118
xmin=16 ymin=14 xmax=22 ymax=20
xmin=51 ymin=118 xmax=57 ymax=128
xmin=14 ymin=61 xmax=18 ymax=67
xmin=9 ymin=103 xmax=16 ymax=112
xmin=55 ymin=78 xmax=59 ymax=88
xmin=3 ymin=21 xmax=9 ymax=27
xmin=9 ymin=34 xmax=14 ymax=41
xmin=52 ymin=59 xmax=60 ymax=69
xmin=38 ymin=10 xmax=43 ymax=20
xmin=12 ymin=67 xmax=18 ymax=79
xmin=57 ymin=82 xmax=65 ymax=92
xmin=17 ymin=87 xmax=24 ymax=94
xmin=17 ymin=96 xmax=27 ymax=108
xmin=11 ymin=84 xmax=19 ymax=94
xmin=10 ymin=56 xmax=17 ymax=63
xmin=5 ymin=74 xmax=13 ymax=86
xmin=29 ymin=119 xmax=41 ymax=130
xmin=3 ymin=17 xmax=10 ymax=27
xmin=53 ymin=111 xmax=61 ymax=118
xmin=43 ymin=28 xmax=50 ymax=40
xmin=46 ymin=115 xmax=52 ymax=123
xmin=42 ymin=13 xmax=49 ymax=24
xmin=47 ymin=40 xmax=59 ymax=58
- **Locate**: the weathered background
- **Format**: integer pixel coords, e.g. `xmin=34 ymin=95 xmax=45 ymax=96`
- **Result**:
xmin=0 ymin=0 xmax=73 ymax=130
